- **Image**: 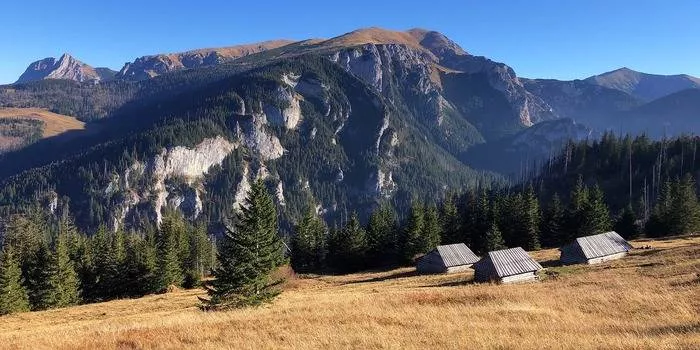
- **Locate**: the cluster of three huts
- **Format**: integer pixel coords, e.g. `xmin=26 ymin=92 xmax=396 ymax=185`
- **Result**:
xmin=416 ymin=231 xmax=633 ymax=283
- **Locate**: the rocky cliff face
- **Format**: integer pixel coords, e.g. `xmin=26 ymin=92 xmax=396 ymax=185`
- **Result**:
xmin=15 ymin=54 xmax=116 ymax=84
xmin=103 ymin=136 xmax=236 ymax=230
xmin=116 ymin=40 xmax=294 ymax=81
xmin=323 ymin=28 xmax=555 ymax=136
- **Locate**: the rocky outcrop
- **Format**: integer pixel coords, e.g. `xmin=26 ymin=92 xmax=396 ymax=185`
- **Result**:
xmin=103 ymin=137 xmax=236 ymax=230
xmin=262 ymin=86 xmax=302 ymax=129
xmin=15 ymin=53 xmax=116 ymax=84
xmin=235 ymin=116 xmax=284 ymax=160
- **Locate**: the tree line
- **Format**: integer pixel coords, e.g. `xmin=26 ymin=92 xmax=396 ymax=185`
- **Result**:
xmin=0 ymin=208 xmax=215 ymax=315
xmin=292 ymin=170 xmax=700 ymax=274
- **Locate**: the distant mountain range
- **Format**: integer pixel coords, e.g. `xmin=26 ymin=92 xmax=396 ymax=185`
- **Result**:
xmin=2 ymin=27 xmax=700 ymax=231
xmin=585 ymin=67 xmax=700 ymax=102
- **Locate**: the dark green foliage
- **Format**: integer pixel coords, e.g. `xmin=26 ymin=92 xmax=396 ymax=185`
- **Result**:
xmin=522 ymin=186 xmax=541 ymax=250
xmin=423 ymin=204 xmax=442 ymax=251
xmin=540 ymin=193 xmax=565 ymax=247
xmin=365 ymin=203 xmax=398 ymax=267
xmin=156 ymin=214 xmax=186 ymax=290
xmin=53 ymin=231 xmax=81 ymax=307
xmin=88 ymin=226 xmax=121 ymax=300
xmin=201 ymin=180 xmax=285 ymax=309
xmin=483 ymin=221 xmax=506 ymax=252
xmin=183 ymin=223 xmax=213 ymax=289
xmin=0 ymin=248 xmax=30 ymax=315
xmin=646 ymin=175 xmax=700 ymax=237
xmin=615 ymin=205 xmax=640 ymax=240
xmin=401 ymin=202 xmax=426 ymax=263
xmin=439 ymin=193 xmax=461 ymax=244
xmin=291 ymin=209 xmax=327 ymax=273
xmin=26 ymin=244 xmax=62 ymax=310
xmin=327 ymin=213 xmax=368 ymax=272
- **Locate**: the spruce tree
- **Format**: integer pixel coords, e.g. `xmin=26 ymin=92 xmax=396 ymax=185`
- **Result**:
xmin=669 ymin=175 xmax=700 ymax=235
xmin=439 ymin=193 xmax=461 ymax=244
xmin=201 ymin=179 xmax=285 ymax=310
xmin=423 ymin=204 xmax=442 ymax=251
xmin=327 ymin=213 xmax=367 ymax=272
xmin=27 ymin=244 xmax=61 ymax=310
xmin=53 ymin=231 xmax=81 ymax=307
xmin=183 ymin=223 xmax=211 ymax=288
xmin=401 ymin=201 xmax=426 ymax=263
xmin=483 ymin=220 xmax=506 ymax=252
xmin=0 ymin=248 xmax=30 ymax=315
xmin=567 ymin=176 xmax=590 ymax=239
xmin=586 ymin=184 xmax=612 ymax=235
xmin=291 ymin=209 xmax=327 ymax=273
xmin=615 ymin=204 xmax=639 ymax=239
xmin=522 ymin=186 xmax=541 ymax=250
xmin=366 ymin=203 xmax=398 ymax=267
xmin=540 ymin=193 xmax=565 ymax=247
xmin=90 ymin=225 xmax=121 ymax=300
xmin=156 ymin=215 xmax=185 ymax=290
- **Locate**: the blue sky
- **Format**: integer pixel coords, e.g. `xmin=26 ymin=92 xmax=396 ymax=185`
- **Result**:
xmin=1 ymin=0 xmax=698 ymax=84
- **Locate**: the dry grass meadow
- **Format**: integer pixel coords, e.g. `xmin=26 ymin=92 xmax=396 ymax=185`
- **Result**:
xmin=0 ymin=236 xmax=698 ymax=349
xmin=0 ymin=108 xmax=85 ymax=138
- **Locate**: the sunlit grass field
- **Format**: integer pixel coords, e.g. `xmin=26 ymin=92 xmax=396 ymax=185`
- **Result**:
xmin=0 ymin=236 xmax=698 ymax=349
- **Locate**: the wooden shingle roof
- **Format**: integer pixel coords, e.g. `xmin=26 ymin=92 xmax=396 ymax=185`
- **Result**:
xmin=487 ymin=247 xmax=542 ymax=278
xmin=574 ymin=231 xmax=632 ymax=259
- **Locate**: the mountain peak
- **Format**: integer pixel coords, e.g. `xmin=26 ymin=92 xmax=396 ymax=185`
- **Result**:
xmin=587 ymin=68 xmax=700 ymax=101
xmin=320 ymin=27 xmax=468 ymax=60
xmin=15 ymin=54 xmax=114 ymax=84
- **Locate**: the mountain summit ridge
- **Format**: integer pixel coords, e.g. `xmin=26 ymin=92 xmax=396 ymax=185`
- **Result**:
xmin=15 ymin=53 xmax=116 ymax=84
xmin=586 ymin=67 xmax=700 ymax=101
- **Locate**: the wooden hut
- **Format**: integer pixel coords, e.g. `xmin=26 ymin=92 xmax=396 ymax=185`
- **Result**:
xmin=473 ymin=247 xmax=543 ymax=283
xmin=560 ymin=231 xmax=632 ymax=265
xmin=416 ymin=243 xmax=480 ymax=274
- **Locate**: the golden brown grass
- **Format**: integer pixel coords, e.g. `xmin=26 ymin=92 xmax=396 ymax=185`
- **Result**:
xmin=0 ymin=236 xmax=698 ymax=350
xmin=0 ymin=108 xmax=84 ymax=138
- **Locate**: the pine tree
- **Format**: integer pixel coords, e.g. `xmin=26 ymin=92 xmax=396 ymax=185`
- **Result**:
xmin=401 ymin=201 xmax=426 ymax=263
xmin=291 ymin=209 xmax=327 ymax=273
xmin=327 ymin=213 xmax=367 ymax=272
xmin=90 ymin=225 xmax=120 ymax=300
xmin=615 ymin=204 xmax=639 ymax=239
xmin=669 ymin=175 xmax=700 ymax=235
xmin=483 ymin=220 xmax=505 ymax=252
xmin=156 ymin=215 xmax=185 ymax=290
xmin=366 ymin=203 xmax=398 ymax=267
xmin=0 ymin=248 xmax=30 ymax=315
xmin=201 ymin=179 xmax=285 ymax=310
xmin=522 ymin=185 xmax=541 ymax=250
xmin=27 ymin=244 xmax=61 ymax=310
xmin=423 ymin=204 xmax=442 ymax=250
xmin=53 ymin=231 xmax=81 ymax=307
xmin=439 ymin=193 xmax=461 ymax=244
xmin=183 ymin=223 xmax=211 ymax=288
xmin=540 ymin=193 xmax=565 ymax=247
xmin=586 ymin=184 xmax=612 ymax=235
xmin=566 ymin=176 xmax=590 ymax=239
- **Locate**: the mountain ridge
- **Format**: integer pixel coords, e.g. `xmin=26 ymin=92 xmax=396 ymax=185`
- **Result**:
xmin=585 ymin=67 xmax=700 ymax=101
xmin=15 ymin=53 xmax=116 ymax=84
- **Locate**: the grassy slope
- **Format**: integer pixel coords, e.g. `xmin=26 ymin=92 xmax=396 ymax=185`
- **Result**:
xmin=0 ymin=236 xmax=698 ymax=350
xmin=0 ymin=108 xmax=85 ymax=138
